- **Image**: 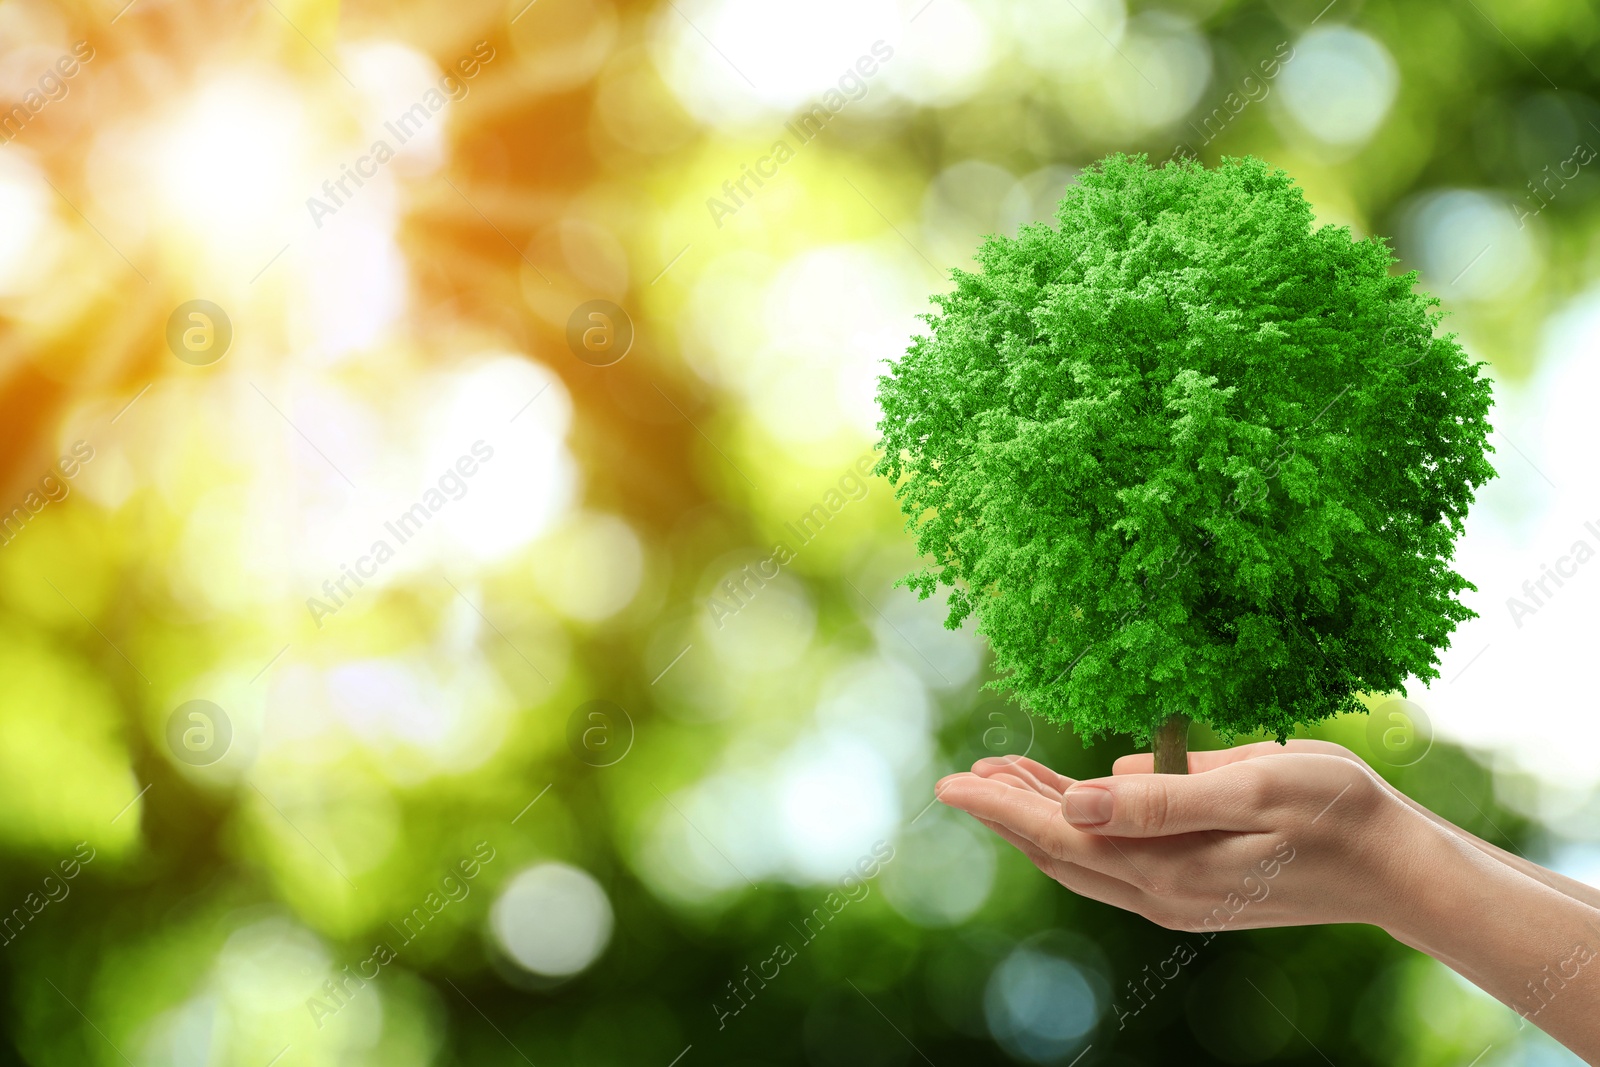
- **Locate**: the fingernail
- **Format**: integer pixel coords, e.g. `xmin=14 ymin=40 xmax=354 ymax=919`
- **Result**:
xmin=1062 ymin=785 xmax=1113 ymax=826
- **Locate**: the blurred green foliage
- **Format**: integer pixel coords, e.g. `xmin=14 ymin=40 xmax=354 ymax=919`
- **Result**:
xmin=0 ymin=0 xmax=1591 ymax=1064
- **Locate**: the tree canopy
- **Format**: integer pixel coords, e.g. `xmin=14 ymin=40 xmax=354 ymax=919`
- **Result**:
xmin=876 ymin=154 xmax=1496 ymax=745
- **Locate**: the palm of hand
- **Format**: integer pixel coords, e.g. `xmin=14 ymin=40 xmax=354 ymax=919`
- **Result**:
xmin=939 ymin=742 xmax=1408 ymax=933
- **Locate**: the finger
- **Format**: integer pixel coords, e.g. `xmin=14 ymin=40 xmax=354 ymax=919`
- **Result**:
xmin=932 ymin=772 xmax=976 ymax=809
xmin=1111 ymin=739 xmax=1361 ymax=776
xmin=988 ymin=772 xmax=1039 ymax=793
xmin=975 ymin=816 xmax=1053 ymax=868
xmin=1062 ymin=761 xmax=1280 ymax=837
xmin=943 ymin=774 xmax=1209 ymax=887
xmin=937 ymin=773 xmax=1065 ymax=845
xmin=972 ymin=817 xmax=1152 ymax=914
xmin=1112 ymin=741 xmax=1287 ymax=776
xmin=972 ymin=755 xmax=1073 ymax=798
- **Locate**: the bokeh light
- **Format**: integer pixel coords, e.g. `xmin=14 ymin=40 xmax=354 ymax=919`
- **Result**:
xmin=985 ymin=944 xmax=1104 ymax=1064
xmin=491 ymin=863 xmax=614 ymax=977
xmin=1277 ymin=27 xmax=1399 ymax=151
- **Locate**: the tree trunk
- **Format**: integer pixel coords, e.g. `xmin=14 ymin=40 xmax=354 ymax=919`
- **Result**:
xmin=1152 ymin=713 xmax=1190 ymax=774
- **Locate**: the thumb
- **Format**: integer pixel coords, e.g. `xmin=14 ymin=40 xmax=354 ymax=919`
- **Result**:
xmin=1061 ymin=765 xmax=1270 ymax=837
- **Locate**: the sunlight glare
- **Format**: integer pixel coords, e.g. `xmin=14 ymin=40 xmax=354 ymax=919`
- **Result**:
xmin=150 ymin=73 xmax=313 ymax=254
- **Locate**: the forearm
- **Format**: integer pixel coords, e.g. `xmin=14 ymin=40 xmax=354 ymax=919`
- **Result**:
xmin=1392 ymin=791 xmax=1600 ymax=910
xmin=1459 ymin=833 xmax=1600 ymax=912
xmin=1382 ymin=820 xmax=1600 ymax=1063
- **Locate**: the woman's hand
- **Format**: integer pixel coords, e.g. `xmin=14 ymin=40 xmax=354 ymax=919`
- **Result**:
xmin=938 ymin=744 xmax=1600 ymax=1064
xmin=1105 ymin=739 xmax=1600 ymax=913
xmin=938 ymin=749 xmax=1419 ymax=933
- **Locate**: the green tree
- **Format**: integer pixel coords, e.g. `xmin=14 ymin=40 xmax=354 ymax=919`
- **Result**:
xmin=876 ymin=154 xmax=1495 ymax=772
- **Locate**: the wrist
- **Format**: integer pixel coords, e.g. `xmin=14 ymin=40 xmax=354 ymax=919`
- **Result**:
xmin=1348 ymin=790 xmax=1465 ymax=938
xmin=1365 ymin=802 xmax=1534 ymax=956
